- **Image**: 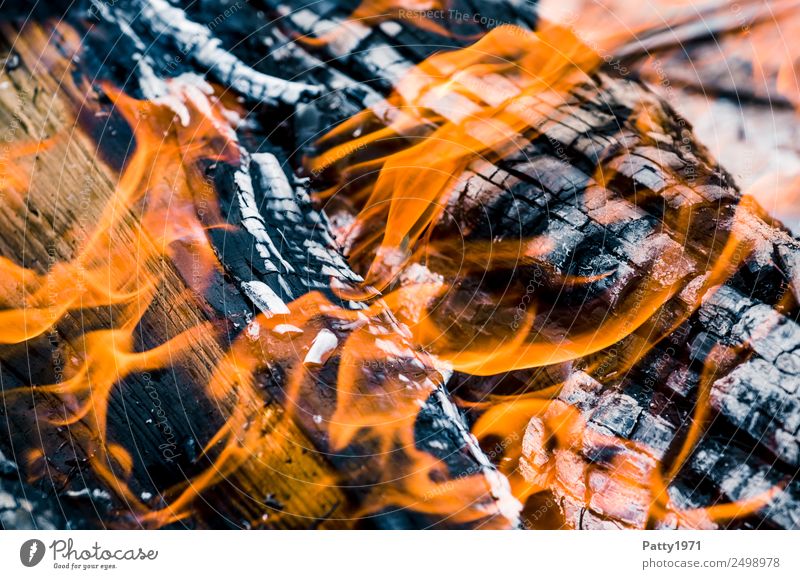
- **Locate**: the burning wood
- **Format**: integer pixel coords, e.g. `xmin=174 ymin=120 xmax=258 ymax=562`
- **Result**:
xmin=0 ymin=0 xmax=798 ymax=531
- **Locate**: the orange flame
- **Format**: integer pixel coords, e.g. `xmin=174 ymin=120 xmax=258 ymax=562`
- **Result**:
xmin=308 ymin=14 xmax=787 ymax=527
xmin=0 ymin=137 xmax=55 ymax=206
xmin=297 ymin=0 xmax=458 ymax=48
xmin=0 ymin=59 xmax=248 ymax=524
xmin=310 ymin=22 xmax=603 ymax=289
xmin=3 ymin=9 xmax=790 ymax=529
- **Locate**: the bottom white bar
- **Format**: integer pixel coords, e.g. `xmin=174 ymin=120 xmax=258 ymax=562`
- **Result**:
xmin=2 ymin=530 xmax=798 ymax=578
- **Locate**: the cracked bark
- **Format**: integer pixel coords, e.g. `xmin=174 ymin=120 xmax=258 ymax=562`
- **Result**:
xmin=1 ymin=0 xmax=798 ymax=529
xmin=0 ymin=3 xmax=519 ymax=529
xmin=251 ymin=1 xmax=800 ymax=528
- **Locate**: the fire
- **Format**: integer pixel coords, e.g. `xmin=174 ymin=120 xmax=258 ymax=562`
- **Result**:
xmin=535 ymin=0 xmax=800 ymax=233
xmin=348 ymin=0 xmax=454 ymax=36
xmin=0 ymin=137 xmax=55 ymax=206
xmin=310 ymin=23 xmax=602 ymax=288
xmin=1 ymin=5 xmax=791 ymax=529
xmin=308 ymin=16 xmax=786 ymax=527
xmin=1 ymin=24 xmax=509 ymax=527
xmin=0 ymin=88 xmax=237 ymax=522
xmin=309 ymin=21 xmax=706 ymax=377
xmin=189 ymin=288 xmax=511 ymax=526
xmin=0 ymin=36 xmax=249 ymax=525
xmin=296 ymin=0 xmax=457 ymax=47
xmin=0 ymin=79 xmax=234 ymax=344
xmin=538 ymin=0 xmax=800 ymax=109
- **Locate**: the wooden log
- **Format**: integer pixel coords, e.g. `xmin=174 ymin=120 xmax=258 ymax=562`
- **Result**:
xmin=0 ymin=8 xmax=518 ymax=529
xmin=0 ymin=20 xmax=352 ymax=529
xmin=2 ymin=0 xmax=799 ymax=530
xmin=248 ymin=1 xmax=800 ymax=528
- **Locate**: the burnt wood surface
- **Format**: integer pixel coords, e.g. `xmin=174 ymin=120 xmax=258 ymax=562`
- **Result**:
xmin=0 ymin=0 xmax=798 ymax=529
xmin=249 ymin=0 xmax=800 ymax=529
xmin=0 ymin=9 xmax=517 ymax=529
xmin=3 ymin=3 xmax=517 ymax=528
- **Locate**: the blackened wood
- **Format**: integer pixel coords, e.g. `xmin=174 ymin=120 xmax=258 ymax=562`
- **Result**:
xmin=2 ymin=0 xmax=799 ymax=530
xmin=0 ymin=8 xmax=519 ymax=529
xmin=250 ymin=1 xmax=800 ymax=528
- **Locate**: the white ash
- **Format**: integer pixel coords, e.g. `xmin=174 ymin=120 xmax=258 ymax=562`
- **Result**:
xmin=101 ymin=0 xmax=320 ymax=106
xmin=233 ymin=158 xmax=295 ymax=276
xmin=272 ymin=324 xmax=304 ymax=337
xmin=241 ymin=280 xmax=290 ymax=317
xmin=245 ymin=321 xmax=261 ymax=341
xmin=303 ymin=329 xmax=339 ymax=366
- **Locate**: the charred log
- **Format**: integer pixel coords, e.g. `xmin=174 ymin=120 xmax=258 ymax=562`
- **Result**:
xmin=250 ymin=1 xmax=800 ymax=528
xmin=0 ymin=0 xmax=798 ymax=531
xmin=0 ymin=4 xmax=519 ymax=529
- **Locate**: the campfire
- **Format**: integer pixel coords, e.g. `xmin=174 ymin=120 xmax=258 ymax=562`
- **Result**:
xmin=0 ymin=0 xmax=798 ymax=531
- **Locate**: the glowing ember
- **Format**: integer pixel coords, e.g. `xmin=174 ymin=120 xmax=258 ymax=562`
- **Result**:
xmin=1 ymin=0 xmax=796 ymax=531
